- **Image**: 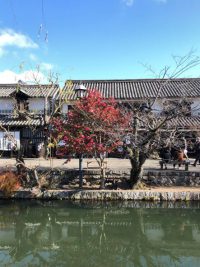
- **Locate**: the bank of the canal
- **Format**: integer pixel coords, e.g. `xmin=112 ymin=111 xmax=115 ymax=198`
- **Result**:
xmin=1 ymin=158 xmax=200 ymax=201
xmin=1 ymin=187 xmax=200 ymax=201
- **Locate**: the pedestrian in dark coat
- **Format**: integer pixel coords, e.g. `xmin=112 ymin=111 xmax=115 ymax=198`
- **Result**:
xmin=193 ymin=138 xmax=200 ymax=166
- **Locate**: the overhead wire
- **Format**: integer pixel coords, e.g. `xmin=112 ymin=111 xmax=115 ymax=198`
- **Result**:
xmin=38 ymin=0 xmax=48 ymax=43
xmin=8 ymin=0 xmax=18 ymax=29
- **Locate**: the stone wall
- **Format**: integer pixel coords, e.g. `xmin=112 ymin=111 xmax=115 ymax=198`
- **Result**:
xmin=1 ymin=168 xmax=200 ymax=200
xmin=38 ymin=168 xmax=130 ymax=189
xmin=37 ymin=168 xmax=200 ymax=189
xmin=1 ymin=188 xmax=200 ymax=201
xmin=143 ymin=170 xmax=200 ymax=187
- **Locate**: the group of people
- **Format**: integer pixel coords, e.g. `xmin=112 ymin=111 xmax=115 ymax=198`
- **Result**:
xmin=160 ymin=137 xmax=200 ymax=168
xmin=160 ymin=144 xmax=187 ymax=168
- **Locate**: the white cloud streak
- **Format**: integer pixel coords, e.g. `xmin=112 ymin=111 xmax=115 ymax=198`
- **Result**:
xmin=29 ymin=53 xmax=38 ymax=61
xmin=122 ymin=0 xmax=134 ymax=7
xmin=29 ymin=53 xmax=54 ymax=72
xmin=154 ymin=0 xmax=167 ymax=3
xmin=0 ymin=69 xmax=46 ymax=84
xmin=122 ymin=0 xmax=167 ymax=6
xmin=40 ymin=62 xmax=53 ymax=71
xmin=0 ymin=29 xmax=38 ymax=57
xmin=0 ymin=47 xmax=5 ymax=57
xmin=0 ymin=29 xmax=38 ymax=48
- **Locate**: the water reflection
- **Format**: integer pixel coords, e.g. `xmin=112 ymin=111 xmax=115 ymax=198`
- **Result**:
xmin=0 ymin=200 xmax=200 ymax=267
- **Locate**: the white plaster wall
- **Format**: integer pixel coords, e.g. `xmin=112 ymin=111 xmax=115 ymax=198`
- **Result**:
xmin=151 ymin=99 xmax=163 ymax=114
xmin=0 ymin=99 xmax=14 ymax=113
xmin=191 ymin=98 xmax=200 ymax=116
xmin=29 ymin=98 xmax=50 ymax=113
xmin=62 ymin=103 xmax=68 ymax=114
xmin=0 ymin=131 xmax=20 ymax=150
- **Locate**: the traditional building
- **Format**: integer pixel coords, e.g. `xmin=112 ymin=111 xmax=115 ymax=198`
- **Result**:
xmin=1 ymin=78 xmax=200 ymax=157
xmin=0 ymin=82 xmax=58 ymax=157
xmin=59 ymin=78 xmax=200 ymax=133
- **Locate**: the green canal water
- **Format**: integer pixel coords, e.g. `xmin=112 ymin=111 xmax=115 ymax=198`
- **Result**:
xmin=0 ymin=201 xmax=200 ymax=267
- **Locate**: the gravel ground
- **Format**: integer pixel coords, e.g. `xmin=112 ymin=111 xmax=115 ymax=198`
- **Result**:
xmin=0 ymin=157 xmax=199 ymax=171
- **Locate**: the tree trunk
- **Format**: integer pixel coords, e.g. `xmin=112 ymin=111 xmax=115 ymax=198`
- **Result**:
xmin=16 ymin=149 xmax=40 ymax=188
xmin=15 ymin=149 xmax=27 ymax=187
xmin=129 ymin=152 xmax=146 ymax=188
xmin=100 ymin=167 xmax=105 ymax=189
xmin=79 ymin=154 xmax=83 ymax=188
xmin=130 ymin=164 xmax=144 ymax=188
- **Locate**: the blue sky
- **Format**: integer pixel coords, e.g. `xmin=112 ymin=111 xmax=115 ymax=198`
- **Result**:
xmin=0 ymin=0 xmax=200 ymax=84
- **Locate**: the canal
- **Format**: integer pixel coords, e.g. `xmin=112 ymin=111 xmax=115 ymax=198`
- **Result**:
xmin=0 ymin=200 xmax=200 ymax=267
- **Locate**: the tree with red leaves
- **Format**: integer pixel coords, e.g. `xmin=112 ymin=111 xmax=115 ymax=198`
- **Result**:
xmin=52 ymin=90 xmax=128 ymax=188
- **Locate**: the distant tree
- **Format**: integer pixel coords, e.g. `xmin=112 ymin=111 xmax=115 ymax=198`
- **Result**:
xmin=120 ymin=99 xmax=190 ymax=188
xmin=51 ymin=90 xmax=129 ymax=188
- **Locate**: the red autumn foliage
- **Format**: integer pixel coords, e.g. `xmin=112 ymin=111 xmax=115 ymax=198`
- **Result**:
xmin=51 ymin=90 xmax=129 ymax=158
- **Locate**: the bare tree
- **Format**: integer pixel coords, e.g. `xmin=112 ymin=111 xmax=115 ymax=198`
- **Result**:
xmin=120 ymin=51 xmax=200 ymax=188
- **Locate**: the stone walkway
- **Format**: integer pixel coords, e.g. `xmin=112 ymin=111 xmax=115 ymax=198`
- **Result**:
xmin=0 ymin=157 xmax=199 ymax=171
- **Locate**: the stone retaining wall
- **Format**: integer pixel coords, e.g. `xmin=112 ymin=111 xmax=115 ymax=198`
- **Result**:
xmin=38 ymin=168 xmax=131 ymax=189
xmin=38 ymin=168 xmax=200 ymax=189
xmin=143 ymin=170 xmax=200 ymax=187
xmin=1 ymin=189 xmax=200 ymax=201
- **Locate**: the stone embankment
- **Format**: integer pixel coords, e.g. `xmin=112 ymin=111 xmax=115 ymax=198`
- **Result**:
xmin=143 ymin=170 xmax=200 ymax=187
xmin=36 ymin=168 xmax=200 ymax=189
xmin=1 ymin=158 xmax=200 ymax=201
xmin=1 ymin=188 xmax=200 ymax=201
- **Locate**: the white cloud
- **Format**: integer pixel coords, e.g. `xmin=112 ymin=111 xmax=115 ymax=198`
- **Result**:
xmin=0 ymin=29 xmax=38 ymax=48
xmin=0 ymin=29 xmax=38 ymax=57
xmin=122 ymin=0 xmax=134 ymax=7
xmin=40 ymin=62 xmax=53 ymax=71
xmin=29 ymin=53 xmax=38 ymax=61
xmin=0 ymin=47 xmax=5 ymax=57
xmin=154 ymin=0 xmax=167 ymax=3
xmin=29 ymin=54 xmax=53 ymax=72
xmin=122 ymin=0 xmax=167 ymax=6
xmin=0 ymin=69 xmax=46 ymax=84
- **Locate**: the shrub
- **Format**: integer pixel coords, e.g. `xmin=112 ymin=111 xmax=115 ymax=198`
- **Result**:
xmin=0 ymin=171 xmax=21 ymax=196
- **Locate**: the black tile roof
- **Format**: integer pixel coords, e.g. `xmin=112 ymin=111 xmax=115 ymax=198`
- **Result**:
xmin=1 ymin=114 xmax=199 ymax=129
xmin=0 ymin=116 xmax=44 ymax=126
xmin=167 ymin=116 xmax=200 ymax=129
xmin=61 ymin=78 xmax=200 ymax=100
xmin=137 ymin=116 xmax=200 ymax=130
xmin=0 ymin=84 xmax=59 ymax=98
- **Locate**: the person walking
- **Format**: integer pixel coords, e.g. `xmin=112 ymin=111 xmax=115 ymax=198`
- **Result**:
xmin=193 ymin=137 xmax=200 ymax=166
xmin=160 ymin=144 xmax=171 ymax=169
